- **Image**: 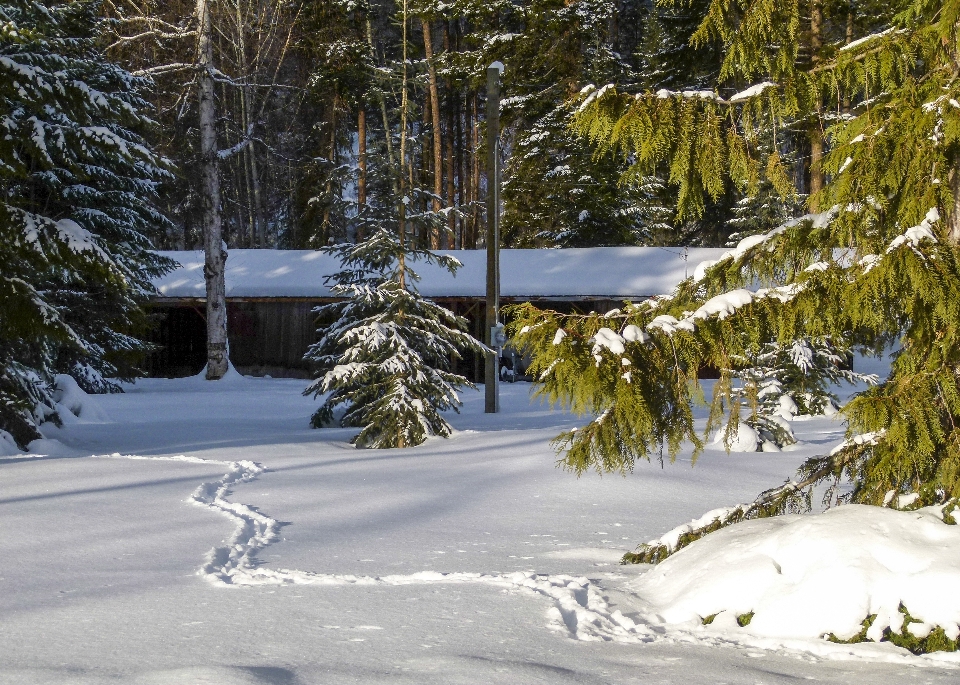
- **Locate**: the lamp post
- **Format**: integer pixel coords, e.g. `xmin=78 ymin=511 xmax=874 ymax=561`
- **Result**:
xmin=485 ymin=61 xmax=503 ymax=414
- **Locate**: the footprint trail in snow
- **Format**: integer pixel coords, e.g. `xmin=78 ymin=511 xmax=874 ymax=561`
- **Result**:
xmin=92 ymin=453 xmax=657 ymax=644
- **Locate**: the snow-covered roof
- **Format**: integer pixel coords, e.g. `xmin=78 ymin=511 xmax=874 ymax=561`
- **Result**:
xmin=153 ymin=247 xmax=730 ymax=300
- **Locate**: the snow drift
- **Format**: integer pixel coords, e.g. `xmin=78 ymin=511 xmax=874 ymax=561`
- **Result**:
xmin=629 ymin=505 xmax=960 ymax=646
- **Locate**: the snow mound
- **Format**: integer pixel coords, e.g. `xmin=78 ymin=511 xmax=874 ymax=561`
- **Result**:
xmin=187 ymin=360 xmax=251 ymax=386
xmin=709 ymin=421 xmax=760 ymax=452
xmin=26 ymin=438 xmax=81 ymax=457
xmin=130 ymin=666 xmax=283 ymax=684
xmin=52 ymin=374 xmax=108 ymax=422
xmin=629 ymin=505 xmax=960 ymax=643
xmin=0 ymin=429 xmax=22 ymax=456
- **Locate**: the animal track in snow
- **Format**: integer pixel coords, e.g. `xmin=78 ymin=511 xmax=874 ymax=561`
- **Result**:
xmin=92 ymin=453 xmax=656 ymax=643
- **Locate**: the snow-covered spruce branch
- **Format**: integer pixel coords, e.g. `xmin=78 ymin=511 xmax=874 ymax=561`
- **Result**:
xmin=578 ymin=81 xmax=780 ymax=113
xmin=510 ymin=204 xmax=944 ymax=478
xmin=641 ymin=206 xmax=941 ymax=341
xmin=624 ymin=433 xmax=889 ymax=564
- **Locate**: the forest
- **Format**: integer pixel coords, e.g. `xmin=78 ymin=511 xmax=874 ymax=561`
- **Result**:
xmin=100 ymin=0 xmax=772 ymax=253
xmin=4 ymin=0 xmax=959 ymax=478
xmin=9 ymin=0 xmax=960 ymax=668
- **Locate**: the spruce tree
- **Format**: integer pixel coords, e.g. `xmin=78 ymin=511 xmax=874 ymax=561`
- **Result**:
xmin=723 ymin=337 xmax=879 ymax=450
xmin=511 ymin=0 xmax=960 ymax=529
xmin=0 ymin=0 xmax=173 ymax=445
xmin=304 ymin=228 xmax=486 ymax=448
xmin=503 ymin=103 xmax=674 ymax=247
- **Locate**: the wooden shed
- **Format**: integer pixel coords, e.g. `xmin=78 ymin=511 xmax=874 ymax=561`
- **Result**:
xmin=146 ymin=246 xmax=729 ymax=380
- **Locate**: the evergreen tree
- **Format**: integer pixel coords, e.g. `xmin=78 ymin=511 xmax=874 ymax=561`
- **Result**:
xmin=724 ymin=136 xmax=808 ymax=246
xmin=634 ymin=0 xmax=721 ymax=92
xmin=503 ymin=103 xmax=674 ymax=247
xmin=304 ymin=228 xmax=486 ymax=448
xmin=724 ymin=337 xmax=879 ymax=450
xmin=512 ymin=0 xmax=960 ymax=535
xmin=0 ymin=0 xmax=173 ymax=446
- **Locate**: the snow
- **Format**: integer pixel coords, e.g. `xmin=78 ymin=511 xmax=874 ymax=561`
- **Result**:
xmin=693 ymin=207 xmax=840 ymax=282
xmin=628 ymin=505 xmax=960 ymax=644
xmin=655 ymin=88 xmax=719 ymax=101
xmin=840 ymin=27 xmax=897 ymax=52
xmin=576 ymin=83 xmax=613 ymax=112
xmin=644 ymin=505 xmax=749 ymax=555
xmin=692 ymin=289 xmax=754 ymax=321
xmin=153 ymin=246 xmax=729 ymax=300
xmin=621 ymin=323 xmax=649 ymax=343
xmin=645 ymin=284 xmax=801 ymax=337
xmin=710 ymin=421 xmax=760 ymax=452
xmin=55 ymin=217 xmax=109 ymax=260
xmin=729 ymin=82 xmax=777 ymax=103
xmin=3 ymin=353 xmax=960 ymax=681
xmin=591 ymin=327 xmax=626 ymax=355
xmin=886 ymin=208 xmax=939 ymax=253
xmin=51 ymin=373 xmax=108 ymax=422
xmin=0 ymin=429 xmax=21 ymax=456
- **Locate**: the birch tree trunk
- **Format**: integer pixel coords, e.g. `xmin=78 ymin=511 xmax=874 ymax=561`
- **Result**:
xmin=198 ymin=0 xmax=228 ymax=379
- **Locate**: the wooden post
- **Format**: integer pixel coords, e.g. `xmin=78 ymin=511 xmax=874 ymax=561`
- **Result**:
xmin=485 ymin=62 xmax=503 ymax=414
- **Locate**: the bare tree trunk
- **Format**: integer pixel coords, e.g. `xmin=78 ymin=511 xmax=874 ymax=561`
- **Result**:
xmin=463 ymin=89 xmax=472 ymax=249
xmin=248 ymin=93 xmax=265 ymax=247
xmin=240 ymin=95 xmax=256 ymax=246
xmin=198 ymin=0 xmax=228 ymax=380
xmin=444 ymin=21 xmax=456 ymax=249
xmin=366 ymin=17 xmax=397 ymax=195
xmin=235 ymin=0 xmax=256 ymax=248
xmin=949 ymin=166 xmax=960 ymax=244
xmin=232 ymin=152 xmax=246 ymax=246
xmin=466 ymin=89 xmax=477 ymax=249
xmin=357 ymin=106 xmax=367 ymax=241
xmin=471 ymin=90 xmax=480 ymax=248
xmin=398 ymin=0 xmax=408 ymax=289
xmin=445 ymin=104 xmax=456 ymax=250
xmin=808 ymin=0 xmax=825 ymax=209
xmin=322 ymin=100 xmax=336 ymax=244
xmin=422 ymin=18 xmax=443 ymax=249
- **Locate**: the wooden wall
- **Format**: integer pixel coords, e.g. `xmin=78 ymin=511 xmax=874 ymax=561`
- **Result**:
xmin=146 ymin=301 xmax=323 ymax=378
xmin=227 ymin=301 xmax=319 ymax=377
xmin=145 ymin=297 xmax=636 ymax=380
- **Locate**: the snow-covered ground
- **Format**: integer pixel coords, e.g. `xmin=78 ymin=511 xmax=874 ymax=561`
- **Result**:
xmin=2 ymin=369 xmax=958 ymax=684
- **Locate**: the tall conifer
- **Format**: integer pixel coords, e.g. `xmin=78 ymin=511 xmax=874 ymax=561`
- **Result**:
xmin=512 ymin=0 xmax=960 ymax=519
xmin=0 ymin=0 xmax=173 ymax=445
